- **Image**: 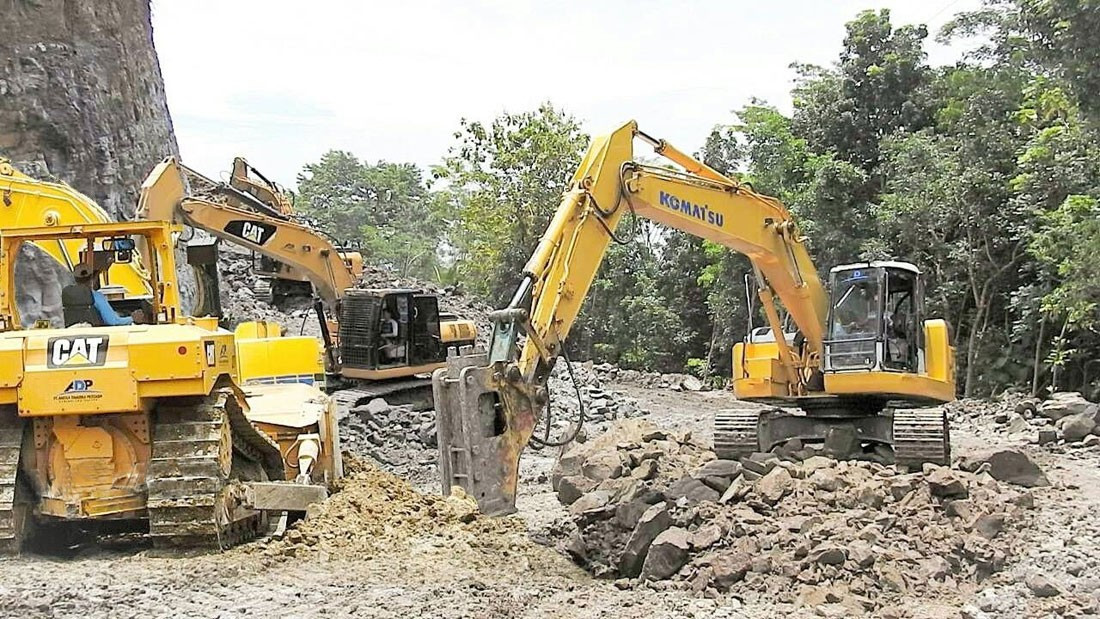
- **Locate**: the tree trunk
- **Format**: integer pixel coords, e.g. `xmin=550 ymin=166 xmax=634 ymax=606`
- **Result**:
xmin=1031 ymin=318 xmax=1045 ymax=396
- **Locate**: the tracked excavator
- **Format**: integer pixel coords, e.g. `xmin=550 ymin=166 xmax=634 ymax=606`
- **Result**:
xmin=0 ymin=167 xmax=341 ymax=552
xmin=138 ymin=158 xmax=476 ymax=408
xmin=433 ymin=121 xmax=956 ymax=516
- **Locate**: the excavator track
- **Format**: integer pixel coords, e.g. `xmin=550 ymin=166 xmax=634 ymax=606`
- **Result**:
xmin=892 ymin=408 xmax=951 ymax=469
xmin=331 ymin=377 xmax=434 ymax=411
xmin=147 ymin=389 xmax=283 ymax=550
xmin=0 ymin=410 xmax=29 ymax=554
xmin=712 ymin=409 xmax=762 ymax=460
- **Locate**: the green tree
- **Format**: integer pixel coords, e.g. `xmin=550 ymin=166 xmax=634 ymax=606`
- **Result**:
xmin=297 ymin=151 xmax=445 ymax=279
xmin=435 ymin=103 xmax=589 ymax=301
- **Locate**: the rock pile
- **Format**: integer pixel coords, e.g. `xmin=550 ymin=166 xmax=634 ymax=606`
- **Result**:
xmin=339 ymin=397 xmax=439 ymax=483
xmin=955 ymin=392 xmax=1100 ymax=449
xmin=590 ymin=362 xmax=707 ymax=392
xmin=553 ymin=419 xmax=1039 ymax=613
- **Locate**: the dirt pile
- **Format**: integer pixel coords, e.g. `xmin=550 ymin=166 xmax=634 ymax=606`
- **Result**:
xmin=552 ymin=419 xmax=1040 ymax=614
xmin=251 ymin=456 xmax=582 ymax=584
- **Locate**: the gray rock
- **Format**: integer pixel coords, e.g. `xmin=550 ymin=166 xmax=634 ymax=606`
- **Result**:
xmin=810 ymin=544 xmax=847 ymax=566
xmin=693 ymin=459 xmax=742 ymax=480
xmin=619 ymin=502 xmax=671 ymax=577
xmin=711 ymin=550 xmax=753 ymax=588
xmin=666 ymin=477 xmax=720 ymax=504
xmin=641 ymin=527 xmax=691 ymax=580
xmin=1025 ymin=573 xmax=1061 ymax=597
xmin=741 ymin=452 xmax=780 ymax=475
xmin=613 ymin=499 xmax=652 ymax=530
xmin=701 ymin=475 xmax=731 ymax=493
xmin=689 ymin=523 xmax=723 ymax=550
xmin=925 ymin=467 xmax=969 ymax=498
xmin=1039 ymin=392 xmax=1092 ymax=421
xmin=808 ymin=468 xmax=846 ymax=492
xmin=630 ymin=458 xmax=658 ymax=481
xmin=556 ymin=475 xmax=596 ymax=505
xmin=981 ymin=449 xmax=1049 ymax=488
xmin=569 ymin=490 xmax=612 ymax=522
xmin=1056 ymin=411 xmax=1096 ymax=442
xmin=366 ymin=398 xmax=390 ymax=416
xmin=755 ymin=467 xmax=794 ymax=504
xmin=681 ymin=375 xmax=704 ymax=391
xmin=1037 ymin=428 xmax=1058 ymax=445
xmin=973 ymin=513 xmax=1006 ymax=539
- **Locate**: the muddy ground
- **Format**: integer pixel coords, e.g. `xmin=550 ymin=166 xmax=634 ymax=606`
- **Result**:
xmin=0 ymin=384 xmax=1095 ymax=619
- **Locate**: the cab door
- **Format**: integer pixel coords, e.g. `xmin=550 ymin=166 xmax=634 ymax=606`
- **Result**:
xmin=410 ymin=295 xmax=443 ymax=365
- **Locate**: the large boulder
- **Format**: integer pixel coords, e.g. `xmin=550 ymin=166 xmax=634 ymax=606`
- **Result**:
xmin=1056 ymin=412 xmax=1097 ymax=442
xmin=971 ymin=449 xmax=1049 ymax=488
xmin=1038 ymin=392 xmax=1093 ymax=421
xmin=641 ymin=527 xmax=691 ymax=580
xmin=619 ymin=502 xmax=671 ymax=577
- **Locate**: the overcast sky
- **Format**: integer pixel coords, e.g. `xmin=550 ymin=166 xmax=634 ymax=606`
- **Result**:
xmin=150 ymin=0 xmax=983 ymax=187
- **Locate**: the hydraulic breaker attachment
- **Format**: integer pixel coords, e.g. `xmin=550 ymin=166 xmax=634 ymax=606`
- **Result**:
xmin=432 ymin=346 xmax=538 ymax=516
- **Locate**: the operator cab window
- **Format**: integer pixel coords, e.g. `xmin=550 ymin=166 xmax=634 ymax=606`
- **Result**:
xmin=826 ymin=269 xmax=881 ymax=370
xmin=883 ymin=269 xmax=918 ymax=372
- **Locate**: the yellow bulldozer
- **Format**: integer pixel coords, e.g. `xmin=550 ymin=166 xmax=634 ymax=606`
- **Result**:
xmin=0 ymin=166 xmax=340 ymax=551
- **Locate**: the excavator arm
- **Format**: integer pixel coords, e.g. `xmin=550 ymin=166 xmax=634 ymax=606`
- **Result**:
xmin=137 ymin=157 xmax=357 ymax=307
xmin=433 ymin=121 xmax=830 ymax=514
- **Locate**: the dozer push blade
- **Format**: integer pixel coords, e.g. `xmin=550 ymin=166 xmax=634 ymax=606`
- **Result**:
xmin=432 ymin=348 xmax=537 ymax=516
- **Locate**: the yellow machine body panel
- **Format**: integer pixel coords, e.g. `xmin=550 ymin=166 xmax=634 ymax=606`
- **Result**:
xmin=2 ymin=324 xmax=236 ymax=416
xmin=440 ymin=319 xmax=477 ymax=345
xmin=0 ymin=160 xmax=152 ymax=299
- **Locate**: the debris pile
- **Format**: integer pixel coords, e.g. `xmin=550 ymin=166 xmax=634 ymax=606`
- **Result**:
xmin=336 ymin=363 xmax=647 ymax=483
xmin=339 ymin=398 xmax=439 ymax=483
xmin=953 ymin=392 xmax=1100 ymax=450
xmin=254 ymin=456 xmax=532 ymax=564
xmin=590 ymin=362 xmax=707 ymax=392
xmin=552 ymin=419 xmax=1039 ymax=613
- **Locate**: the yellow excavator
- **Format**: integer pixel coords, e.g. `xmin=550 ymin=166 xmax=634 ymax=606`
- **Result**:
xmin=433 ymin=121 xmax=956 ymax=515
xmin=138 ymin=158 xmax=477 ymax=407
xmin=0 ymin=167 xmax=340 ymax=552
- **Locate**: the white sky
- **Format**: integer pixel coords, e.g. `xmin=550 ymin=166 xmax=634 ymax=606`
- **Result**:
xmin=151 ymin=0 xmax=983 ymax=186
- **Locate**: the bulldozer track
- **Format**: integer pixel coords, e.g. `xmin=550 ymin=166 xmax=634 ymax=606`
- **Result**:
xmin=147 ymin=389 xmax=283 ymax=550
xmin=0 ymin=409 xmax=27 ymax=554
xmin=893 ymin=408 xmax=951 ymax=470
xmin=713 ymin=409 xmax=762 ymax=460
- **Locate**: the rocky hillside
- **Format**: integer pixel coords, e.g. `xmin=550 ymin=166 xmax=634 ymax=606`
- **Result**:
xmin=0 ymin=0 xmax=188 ymax=321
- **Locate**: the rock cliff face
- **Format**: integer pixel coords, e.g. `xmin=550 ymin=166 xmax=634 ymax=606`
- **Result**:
xmin=0 ymin=0 xmax=193 ymax=321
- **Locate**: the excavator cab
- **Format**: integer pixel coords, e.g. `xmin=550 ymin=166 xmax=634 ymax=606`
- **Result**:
xmin=338 ymin=289 xmax=458 ymax=378
xmin=824 ymin=262 xmax=923 ymax=375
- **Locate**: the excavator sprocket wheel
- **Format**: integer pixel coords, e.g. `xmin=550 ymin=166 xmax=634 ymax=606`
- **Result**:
xmin=892 ymin=408 xmax=951 ymax=470
xmin=713 ymin=409 xmax=763 ymax=461
xmin=147 ymin=389 xmax=283 ymax=550
xmin=252 ymin=279 xmax=274 ymax=305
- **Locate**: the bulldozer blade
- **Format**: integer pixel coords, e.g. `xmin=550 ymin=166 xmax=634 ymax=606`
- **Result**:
xmin=432 ymin=348 xmax=536 ymax=516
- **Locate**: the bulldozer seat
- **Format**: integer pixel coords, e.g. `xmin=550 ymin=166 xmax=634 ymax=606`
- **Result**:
xmin=62 ymin=283 xmax=104 ymax=327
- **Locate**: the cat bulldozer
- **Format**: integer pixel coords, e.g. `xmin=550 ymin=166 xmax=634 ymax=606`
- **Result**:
xmin=0 ymin=214 xmax=340 ymax=551
xmin=138 ymin=157 xmax=476 ymax=409
xmin=433 ymin=121 xmax=956 ymax=515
